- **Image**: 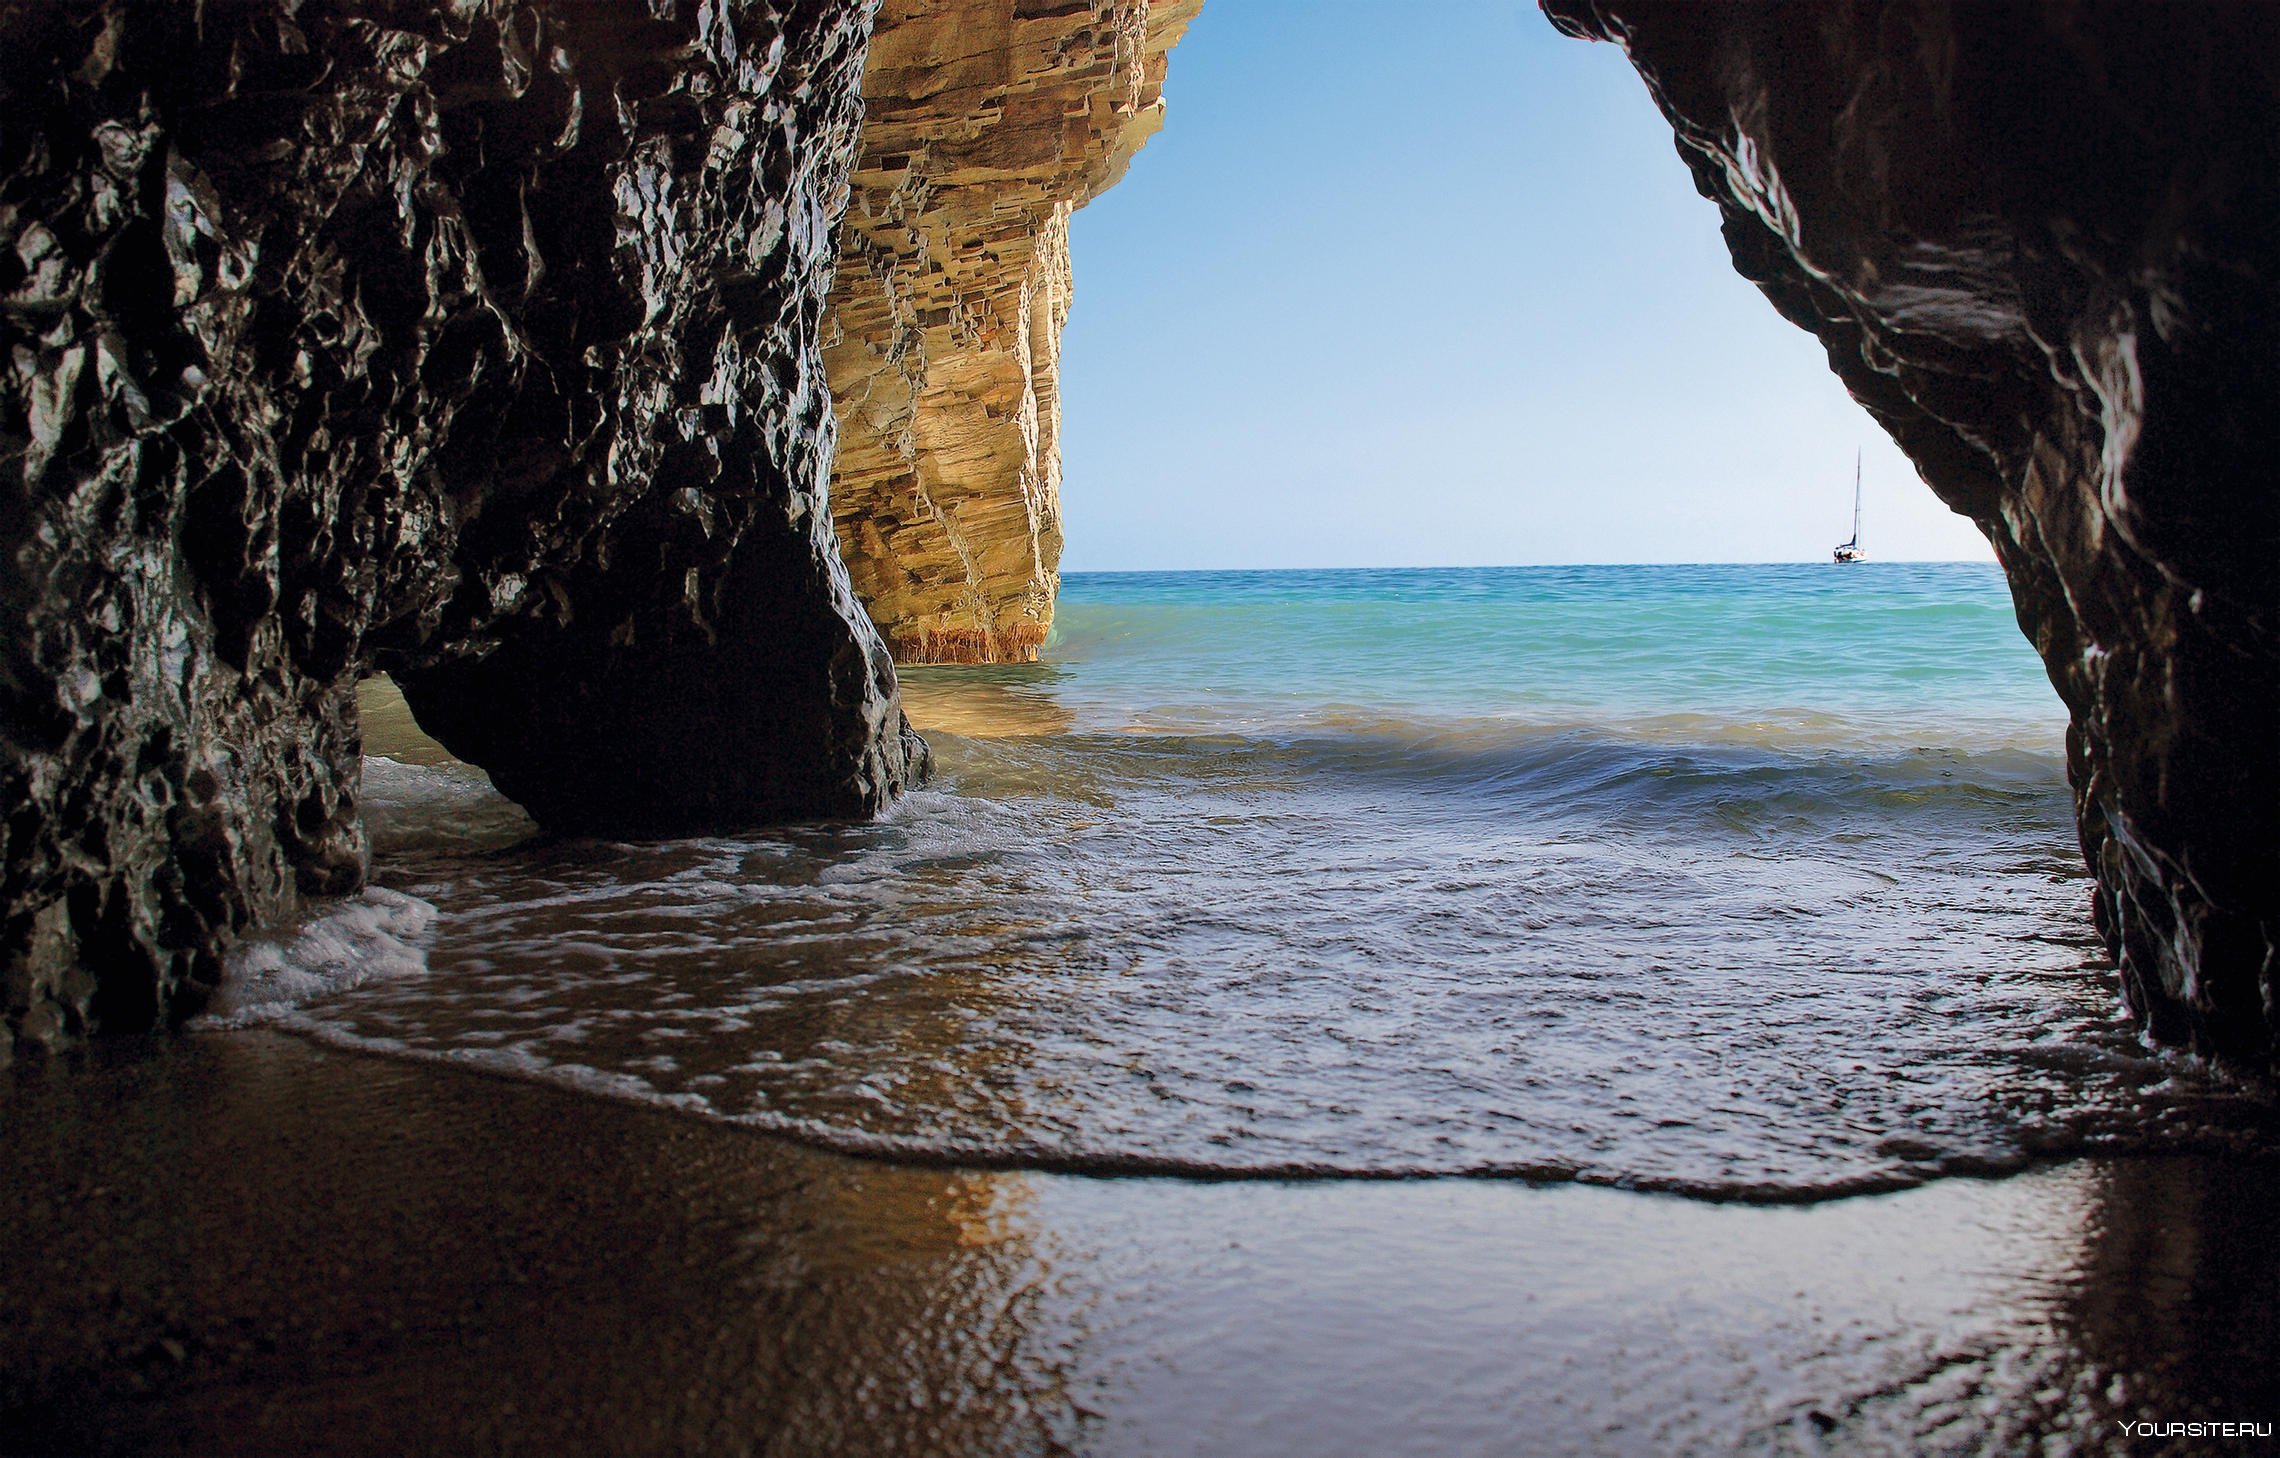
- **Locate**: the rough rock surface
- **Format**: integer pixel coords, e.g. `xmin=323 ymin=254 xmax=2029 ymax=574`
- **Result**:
xmin=823 ymin=0 xmax=1199 ymax=663
xmin=0 ymin=0 xmax=919 ymax=1052
xmin=1546 ymin=0 xmax=2280 ymax=1063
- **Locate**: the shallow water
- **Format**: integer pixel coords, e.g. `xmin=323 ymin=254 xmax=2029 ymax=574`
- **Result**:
xmin=246 ymin=565 xmax=2272 ymax=1199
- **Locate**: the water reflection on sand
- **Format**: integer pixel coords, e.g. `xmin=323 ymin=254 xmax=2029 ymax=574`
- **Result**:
xmin=1 ymin=1035 xmax=1087 ymax=1457
xmin=4 ymin=1034 xmax=2277 ymax=1456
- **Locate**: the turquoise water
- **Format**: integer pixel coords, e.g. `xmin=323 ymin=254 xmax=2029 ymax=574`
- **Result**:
xmin=219 ymin=564 xmax=2275 ymax=1198
xmin=1035 ymin=563 xmax=2058 ymax=749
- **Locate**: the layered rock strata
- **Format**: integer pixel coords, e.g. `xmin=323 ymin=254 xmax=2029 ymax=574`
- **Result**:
xmin=0 ymin=0 xmax=919 ymax=1052
xmin=823 ymin=0 xmax=1199 ymax=663
xmin=1547 ymin=0 xmax=2280 ymax=1063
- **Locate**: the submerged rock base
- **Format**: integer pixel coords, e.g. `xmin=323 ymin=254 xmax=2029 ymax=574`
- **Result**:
xmin=1548 ymin=0 xmax=2280 ymax=1063
xmin=0 ymin=0 xmax=917 ymax=1050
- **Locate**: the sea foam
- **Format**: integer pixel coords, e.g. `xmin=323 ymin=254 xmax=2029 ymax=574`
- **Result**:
xmin=199 ymin=886 xmax=439 ymax=1028
xmin=212 ymin=568 xmax=2280 ymax=1199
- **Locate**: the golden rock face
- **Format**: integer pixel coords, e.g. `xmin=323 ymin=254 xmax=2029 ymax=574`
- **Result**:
xmin=824 ymin=0 xmax=1201 ymax=664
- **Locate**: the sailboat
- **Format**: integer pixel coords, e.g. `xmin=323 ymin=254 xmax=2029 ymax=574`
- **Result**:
xmin=1833 ymin=450 xmax=1865 ymax=562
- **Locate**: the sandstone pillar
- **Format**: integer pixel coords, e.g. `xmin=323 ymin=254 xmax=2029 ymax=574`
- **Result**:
xmin=823 ymin=0 xmax=1201 ymax=663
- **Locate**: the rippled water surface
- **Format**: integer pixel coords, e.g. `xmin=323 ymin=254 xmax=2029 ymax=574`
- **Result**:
xmin=243 ymin=565 xmax=2272 ymax=1197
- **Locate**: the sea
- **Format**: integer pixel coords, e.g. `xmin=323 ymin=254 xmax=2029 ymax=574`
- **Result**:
xmin=212 ymin=562 xmax=2272 ymax=1200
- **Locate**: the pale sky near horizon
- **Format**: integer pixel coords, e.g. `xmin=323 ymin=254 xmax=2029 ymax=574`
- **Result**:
xmin=1054 ymin=0 xmax=1997 ymax=570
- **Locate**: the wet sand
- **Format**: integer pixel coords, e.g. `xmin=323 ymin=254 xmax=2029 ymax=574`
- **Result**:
xmin=5 ymin=1030 xmax=2278 ymax=1456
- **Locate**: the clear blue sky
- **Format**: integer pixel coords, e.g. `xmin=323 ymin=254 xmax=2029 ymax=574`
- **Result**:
xmin=1055 ymin=0 xmax=1995 ymax=569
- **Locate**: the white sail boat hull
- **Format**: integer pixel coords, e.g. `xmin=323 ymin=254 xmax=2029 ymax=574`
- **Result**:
xmin=1833 ymin=450 xmax=1865 ymax=562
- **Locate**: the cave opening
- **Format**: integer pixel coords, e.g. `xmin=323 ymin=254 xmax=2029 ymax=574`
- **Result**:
xmin=9 ymin=1 xmax=2280 ymax=1447
xmin=334 ymin=0 xmax=2112 ymax=1211
xmin=1050 ymin=1 xmax=1996 ymax=576
xmin=840 ymin=0 xmax=2280 ymax=1075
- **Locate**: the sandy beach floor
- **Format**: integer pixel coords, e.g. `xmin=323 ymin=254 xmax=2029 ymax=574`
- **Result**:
xmin=5 ymin=1030 xmax=2277 ymax=1456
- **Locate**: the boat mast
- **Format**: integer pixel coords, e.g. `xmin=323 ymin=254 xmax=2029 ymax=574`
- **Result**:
xmin=1852 ymin=449 xmax=1862 ymax=546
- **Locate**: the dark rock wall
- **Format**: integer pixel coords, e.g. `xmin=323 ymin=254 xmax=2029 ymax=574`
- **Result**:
xmin=0 ymin=0 xmax=919 ymax=1052
xmin=1546 ymin=1 xmax=2280 ymax=1062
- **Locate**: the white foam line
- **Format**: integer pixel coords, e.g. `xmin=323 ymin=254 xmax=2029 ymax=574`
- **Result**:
xmin=250 ymin=1014 xmax=2029 ymax=1203
xmin=195 ymin=887 xmax=439 ymax=1028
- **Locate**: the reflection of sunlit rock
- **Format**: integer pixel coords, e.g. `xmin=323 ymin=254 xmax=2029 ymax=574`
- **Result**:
xmin=16 ymin=1035 xmax=2278 ymax=1452
xmin=824 ymin=0 xmax=1202 ymax=665
xmin=898 ymin=668 xmax=1080 ymax=738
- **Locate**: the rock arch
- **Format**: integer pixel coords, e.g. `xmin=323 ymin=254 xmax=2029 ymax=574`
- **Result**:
xmin=0 ymin=0 xmax=918 ymax=1048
